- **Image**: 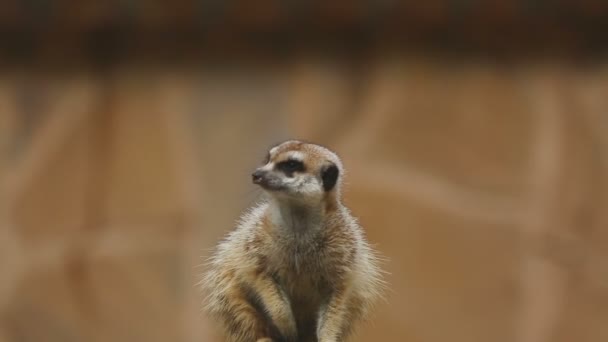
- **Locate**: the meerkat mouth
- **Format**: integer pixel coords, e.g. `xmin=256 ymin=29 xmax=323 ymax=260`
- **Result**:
xmin=252 ymin=172 xmax=286 ymax=192
xmin=256 ymin=182 xmax=286 ymax=192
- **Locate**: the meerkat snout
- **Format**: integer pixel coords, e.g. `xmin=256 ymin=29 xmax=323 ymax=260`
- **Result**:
xmin=251 ymin=169 xmax=266 ymax=184
xmin=251 ymin=167 xmax=286 ymax=192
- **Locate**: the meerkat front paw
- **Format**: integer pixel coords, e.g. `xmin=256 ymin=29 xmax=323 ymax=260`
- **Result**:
xmin=256 ymin=338 xmax=273 ymax=342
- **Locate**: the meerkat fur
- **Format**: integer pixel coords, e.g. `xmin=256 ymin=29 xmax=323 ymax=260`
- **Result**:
xmin=202 ymin=140 xmax=385 ymax=342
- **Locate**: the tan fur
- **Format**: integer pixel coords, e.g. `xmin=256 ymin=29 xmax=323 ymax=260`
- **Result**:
xmin=202 ymin=140 xmax=384 ymax=342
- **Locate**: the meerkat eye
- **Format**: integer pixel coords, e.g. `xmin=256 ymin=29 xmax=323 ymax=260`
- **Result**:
xmin=276 ymin=159 xmax=305 ymax=175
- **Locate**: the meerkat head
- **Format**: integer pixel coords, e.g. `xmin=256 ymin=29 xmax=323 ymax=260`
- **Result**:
xmin=251 ymin=140 xmax=343 ymax=203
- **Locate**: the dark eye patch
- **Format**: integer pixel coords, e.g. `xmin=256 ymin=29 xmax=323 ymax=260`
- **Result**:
xmin=276 ymin=159 xmax=305 ymax=176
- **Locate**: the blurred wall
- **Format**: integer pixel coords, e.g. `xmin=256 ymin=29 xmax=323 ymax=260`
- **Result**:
xmin=0 ymin=58 xmax=607 ymax=342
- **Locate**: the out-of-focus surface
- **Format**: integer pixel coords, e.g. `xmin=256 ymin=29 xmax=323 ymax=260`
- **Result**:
xmin=1 ymin=2 xmax=608 ymax=342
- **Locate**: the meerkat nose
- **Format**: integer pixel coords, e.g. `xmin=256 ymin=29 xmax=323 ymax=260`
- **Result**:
xmin=252 ymin=169 xmax=266 ymax=184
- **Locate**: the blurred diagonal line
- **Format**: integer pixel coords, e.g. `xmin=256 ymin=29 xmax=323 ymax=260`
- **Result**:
xmin=159 ymin=80 xmax=209 ymax=342
xmin=0 ymin=83 xmax=24 ymax=312
xmin=335 ymin=62 xmax=404 ymax=156
xmin=517 ymin=76 xmax=566 ymax=342
xmin=0 ymin=80 xmax=18 ymax=164
xmin=578 ymin=74 xmax=608 ymax=168
xmin=575 ymin=74 xmax=608 ymax=295
xmin=91 ymin=225 xmax=183 ymax=259
xmin=0 ymin=225 xmax=24 ymax=311
xmin=350 ymin=161 xmax=524 ymax=224
xmin=161 ymin=80 xmax=204 ymax=220
xmin=26 ymin=223 xmax=183 ymax=271
xmin=3 ymin=94 xmax=92 ymax=208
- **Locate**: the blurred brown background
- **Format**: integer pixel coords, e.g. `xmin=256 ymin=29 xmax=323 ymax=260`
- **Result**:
xmin=1 ymin=1 xmax=608 ymax=342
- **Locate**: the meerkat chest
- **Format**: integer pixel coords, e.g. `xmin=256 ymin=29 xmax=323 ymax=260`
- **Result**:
xmin=269 ymin=235 xmax=335 ymax=302
xmin=263 ymin=221 xmax=352 ymax=338
xmin=271 ymin=248 xmax=331 ymax=339
xmin=271 ymin=233 xmax=330 ymax=276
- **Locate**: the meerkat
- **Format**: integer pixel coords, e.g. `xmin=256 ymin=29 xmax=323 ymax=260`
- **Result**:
xmin=202 ymin=140 xmax=384 ymax=342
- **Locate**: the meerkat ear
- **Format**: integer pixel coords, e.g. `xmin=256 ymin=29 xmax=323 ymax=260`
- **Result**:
xmin=321 ymin=163 xmax=339 ymax=192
